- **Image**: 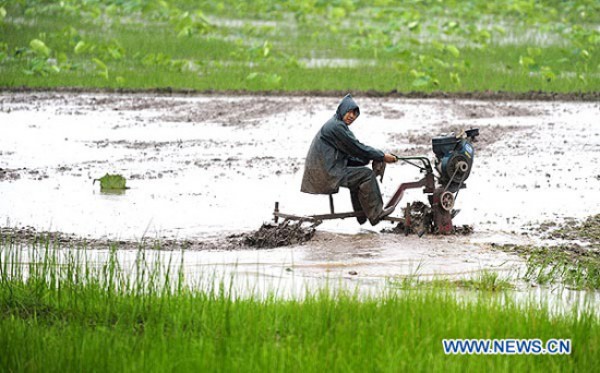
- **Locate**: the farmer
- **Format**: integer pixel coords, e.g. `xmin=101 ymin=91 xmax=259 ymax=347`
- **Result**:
xmin=301 ymin=94 xmax=397 ymax=225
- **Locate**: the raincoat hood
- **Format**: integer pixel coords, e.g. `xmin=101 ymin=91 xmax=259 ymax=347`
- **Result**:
xmin=335 ymin=94 xmax=360 ymax=121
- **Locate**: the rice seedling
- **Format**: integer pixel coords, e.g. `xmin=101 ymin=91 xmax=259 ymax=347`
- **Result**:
xmin=0 ymin=233 xmax=599 ymax=372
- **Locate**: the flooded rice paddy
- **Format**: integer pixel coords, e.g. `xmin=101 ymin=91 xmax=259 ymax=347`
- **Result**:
xmin=1 ymin=93 xmax=599 ymax=297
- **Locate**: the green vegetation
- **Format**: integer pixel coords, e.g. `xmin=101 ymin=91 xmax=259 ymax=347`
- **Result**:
xmin=94 ymin=173 xmax=128 ymax=190
xmin=523 ymin=244 xmax=600 ymax=289
xmin=501 ymin=214 xmax=600 ymax=290
xmin=0 ymin=0 xmax=598 ymax=92
xmin=546 ymin=214 xmax=600 ymax=242
xmin=500 ymin=244 xmax=600 ymax=290
xmin=390 ymin=269 xmax=515 ymax=291
xmin=1 ymin=236 xmax=599 ymax=371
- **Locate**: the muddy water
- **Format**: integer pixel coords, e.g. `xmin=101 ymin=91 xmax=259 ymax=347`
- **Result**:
xmin=1 ymin=93 xmax=599 ymax=292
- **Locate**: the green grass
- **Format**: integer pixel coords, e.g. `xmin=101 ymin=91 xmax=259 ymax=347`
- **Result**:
xmin=500 ymin=215 xmax=600 ymax=290
xmin=0 ymin=0 xmax=598 ymax=92
xmin=499 ymin=244 xmax=600 ymax=290
xmin=389 ymin=270 xmax=515 ymax=291
xmin=1 ymin=235 xmax=599 ymax=372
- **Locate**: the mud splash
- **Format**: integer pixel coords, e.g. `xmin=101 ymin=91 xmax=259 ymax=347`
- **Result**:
xmin=381 ymin=202 xmax=474 ymax=236
xmin=235 ymin=220 xmax=318 ymax=248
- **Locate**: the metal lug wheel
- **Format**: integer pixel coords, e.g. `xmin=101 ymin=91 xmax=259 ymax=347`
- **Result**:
xmin=440 ymin=191 xmax=455 ymax=211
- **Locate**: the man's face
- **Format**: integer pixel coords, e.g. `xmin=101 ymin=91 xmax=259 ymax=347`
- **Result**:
xmin=343 ymin=109 xmax=358 ymax=125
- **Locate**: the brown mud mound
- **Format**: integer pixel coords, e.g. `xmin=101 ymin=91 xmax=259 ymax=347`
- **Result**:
xmin=1 ymin=222 xmax=316 ymax=251
xmin=0 ymin=226 xmax=243 ymax=251
xmin=533 ymin=214 xmax=600 ymax=246
xmin=237 ymin=221 xmax=318 ymax=249
xmin=0 ymin=226 xmax=79 ymax=245
xmin=548 ymin=215 xmax=600 ymax=244
xmin=0 ymin=167 xmax=50 ymax=182
xmin=382 ymin=202 xmax=473 ymax=236
xmin=0 ymin=168 xmax=21 ymax=181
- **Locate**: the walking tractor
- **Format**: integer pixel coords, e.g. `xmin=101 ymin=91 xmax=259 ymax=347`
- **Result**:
xmin=273 ymin=128 xmax=479 ymax=235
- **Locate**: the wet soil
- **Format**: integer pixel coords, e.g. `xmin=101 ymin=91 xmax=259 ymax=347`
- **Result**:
xmin=450 ymin=101 xmax=539 ymax=119
xmin=533 ymin=214 xmax=600 ymax=246
xmin=0 ymin=168 xmax=21 ymax=181
xmin=494 ymin=215 xmax=600 ymax=289
xmin=381 ymin=201 xmax=474 ymax=236
xmin=0 ymin=221 xmax=319 ymax=251
xmin=393 ymin=123 xmax=530 ymax=153
xmin=0 ymin=93 xmax=301 ymax=127
xmin=2 ymin=87 xmax=599 ymax=102
xmin=234 ymin=220 xmax=318 ymax=248
xmin=500 ymin=242 xmax=600 ymax=261
xmin=0 ymin=92 xmax=414 ymax=127
xmin=497 ymin=242 xmax=600 ymax=289
xmin=1 ymin=92 xmax=599 ymax=286
xmin=0 ymin=226 xmax=253 ymax=251
xmin=158 ymin=97 xmax=297 ymax=126
xmin=0 ymin=167 xmax=49 ymax=181
xmin=385 ymin=222 xmax=474 ymax=236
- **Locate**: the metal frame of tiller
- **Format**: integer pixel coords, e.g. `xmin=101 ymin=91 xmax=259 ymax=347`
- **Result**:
xmin=273 ymin=156 xmax=435 ymax=226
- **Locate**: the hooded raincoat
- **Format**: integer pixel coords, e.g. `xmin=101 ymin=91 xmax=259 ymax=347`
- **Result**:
xmin=300 ymin=94 xmax=386 ymax=224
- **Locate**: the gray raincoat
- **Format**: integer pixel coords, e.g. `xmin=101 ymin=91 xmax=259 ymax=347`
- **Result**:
xmin=301 ymin=94 xmax=385 ymax=195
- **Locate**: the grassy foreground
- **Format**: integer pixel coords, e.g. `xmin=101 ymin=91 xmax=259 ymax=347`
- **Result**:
xmin=0 ymin=0 xmax=598 ymax=92
xmin=1 ymin=239 xmax=599 ymax=372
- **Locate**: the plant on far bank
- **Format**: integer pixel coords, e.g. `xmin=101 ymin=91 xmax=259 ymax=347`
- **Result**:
xmin=0 ymin=0 xmax=598 ymax=91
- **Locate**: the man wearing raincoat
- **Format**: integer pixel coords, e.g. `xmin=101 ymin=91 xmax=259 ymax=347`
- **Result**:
xmin=301 ymin=94 xmax=397 ymax=225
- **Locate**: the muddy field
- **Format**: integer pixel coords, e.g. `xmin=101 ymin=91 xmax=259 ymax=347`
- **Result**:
xmin=1 ymin=92 xmax=599 ymax=291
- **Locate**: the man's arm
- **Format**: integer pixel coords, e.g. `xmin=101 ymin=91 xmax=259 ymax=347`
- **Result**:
xmin=347 ymin=156 xmax=369 ymax=166
xmin=325 ymin=122 xmax=385 ymax=161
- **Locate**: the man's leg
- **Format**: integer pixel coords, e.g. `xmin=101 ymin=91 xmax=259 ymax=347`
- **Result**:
xmin=350 ymin=190 xmax=367 ymax=224
xmin=340 ymin=167 xmax=384 ymax=225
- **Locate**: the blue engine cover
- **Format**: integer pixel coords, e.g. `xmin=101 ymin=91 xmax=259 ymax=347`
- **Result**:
xmin=439 ymin=138 xmax=475 ymax=181
xmin=432 ymin=129 xmax=478 ymax=191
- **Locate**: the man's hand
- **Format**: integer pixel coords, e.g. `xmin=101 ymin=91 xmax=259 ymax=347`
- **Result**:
xmin=383 ymin=153 xmax=397 ymax=163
